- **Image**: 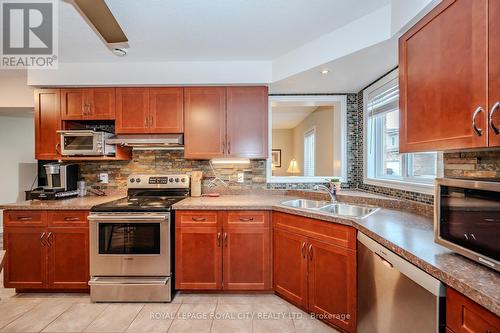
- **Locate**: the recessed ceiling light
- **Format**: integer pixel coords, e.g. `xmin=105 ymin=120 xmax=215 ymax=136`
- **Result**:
xmin=112 ymin=48 xmax=127 ymax=56
xmin=320 ymin=69 xmax=330 ymax=75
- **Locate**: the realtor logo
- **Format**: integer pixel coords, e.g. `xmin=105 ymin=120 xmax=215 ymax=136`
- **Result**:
xmin=1 ymin=0 xmax=58 ymax=69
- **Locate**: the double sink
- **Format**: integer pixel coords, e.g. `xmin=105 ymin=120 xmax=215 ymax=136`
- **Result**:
xmin=280 ymin=199 xmax=378 ymax=219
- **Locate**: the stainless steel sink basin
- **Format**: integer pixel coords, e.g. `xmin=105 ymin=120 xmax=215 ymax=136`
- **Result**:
xmin=318 ymin=203 xmax=378 ymax=218
xmin=280 ymin=199 xmax=329 ymax=209
xmin=280 ymin=199 xmax=378 ymax=219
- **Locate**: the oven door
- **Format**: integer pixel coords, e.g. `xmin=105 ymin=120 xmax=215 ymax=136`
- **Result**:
xmin=88 ymin=213 xmax=170 ymax=276
xmin=60 ymin=131 xmax=100 ymax=156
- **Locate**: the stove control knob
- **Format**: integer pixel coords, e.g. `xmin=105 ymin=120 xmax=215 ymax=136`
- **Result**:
xmin=175 ymin=178 xmax=180 ymax=183
xmin=169 ymin=178 xmax=174 ymax=182
xmin=181 ymin=178 xmax=186 ymax=182
xmin=136 ymin=178 xmax=141 ymax=183
xmin=130 ymin=178 xmax=135 ymax=183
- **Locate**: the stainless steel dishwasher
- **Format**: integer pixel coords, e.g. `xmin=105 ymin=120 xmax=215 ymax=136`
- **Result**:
xmin=357 ymin=232 xmax=446 ymax=333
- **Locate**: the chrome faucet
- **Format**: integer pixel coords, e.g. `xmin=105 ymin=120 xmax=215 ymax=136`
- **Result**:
xmin=313 ymin=184 xmax=337 ymax=203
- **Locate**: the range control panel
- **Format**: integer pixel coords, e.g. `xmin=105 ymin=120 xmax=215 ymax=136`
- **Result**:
xmin=127 ymin=174 xmax=190 ymax=189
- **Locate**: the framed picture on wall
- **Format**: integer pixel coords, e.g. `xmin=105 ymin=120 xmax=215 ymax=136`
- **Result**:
xmin=272 ymin=149 xmax=282 ymax=168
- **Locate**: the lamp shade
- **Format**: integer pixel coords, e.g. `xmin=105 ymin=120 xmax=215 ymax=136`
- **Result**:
xmin=286 ymin=159 xmax=301 ymax=175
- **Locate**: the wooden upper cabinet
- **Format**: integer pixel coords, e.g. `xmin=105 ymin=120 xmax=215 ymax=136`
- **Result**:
xmin=35 ymin=89 xmax=61 ymax=160
xmin=61 ymin=88 xmax=115 ymax=120
xmin=226 ymin=86 xmax=268 ymax=158
xmin=115 ymin=88 xmax=150 ymax=134
xmin=149 ymin=88 xmax=184 ymax=133
xmin=184 ymin=87 xmax=226 ymax=159
xmin=60 ymin=89 xmax=86 ymax=120
xmin=88 ymin=88 xmax=115 ymax=120
xmin=489 ymin=0 xmax=500 ymax=147
xmin=399 ymin=0 xmax=488 ymax=152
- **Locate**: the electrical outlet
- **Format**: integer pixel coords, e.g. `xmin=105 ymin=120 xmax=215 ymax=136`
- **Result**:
xmin=99 ymin=173 xmax=109 ymax=184
xmin=237 ymin=172 xmax=244 ymax=183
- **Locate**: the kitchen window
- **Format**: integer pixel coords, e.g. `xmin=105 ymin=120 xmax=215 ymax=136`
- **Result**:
xmin=303 ymin=128 xmax=316 ymax=177
xmin=364 ymin=69 xmax=438 ymax=194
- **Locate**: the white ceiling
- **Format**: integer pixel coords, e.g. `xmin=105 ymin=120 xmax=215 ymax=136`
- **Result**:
xmin=270 ymin=37 xmax=398 ymax=93
xmin=272 ymin=106 xmax=317 ymax=129
xmin=59 ymin=0 xmax=391 ymax=62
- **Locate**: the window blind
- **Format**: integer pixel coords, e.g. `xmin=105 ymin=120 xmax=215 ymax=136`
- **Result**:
xmin=304 ymin=129 xmax=315 ymax=177
xmin=367 ymin=78 xmax=399 ymax=118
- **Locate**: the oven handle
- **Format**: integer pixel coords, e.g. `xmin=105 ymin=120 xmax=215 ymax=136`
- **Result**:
xmin=88 ymin=214 xmax=168 ymax=222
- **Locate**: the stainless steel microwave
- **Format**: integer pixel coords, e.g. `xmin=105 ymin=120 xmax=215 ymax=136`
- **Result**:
xmin=58 ymin=130 xmax=116 ymax=156
xmin=434 ymin=178 xmax=500 ymax=272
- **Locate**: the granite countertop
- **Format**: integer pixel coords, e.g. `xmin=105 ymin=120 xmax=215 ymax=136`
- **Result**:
xmin=174 ymin=194 xmax=500 ymax=316
xmin=0 ymin=194 xmax=124 ymax=210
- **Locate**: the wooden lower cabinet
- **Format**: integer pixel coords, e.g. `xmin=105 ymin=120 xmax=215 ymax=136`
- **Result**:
xmin=447 ymin=287 xmax=500 ymax=333
xmin=2 ymin=210 xmax=89 ymax=291
xmin=273 ymin=212 xmax=357 ymax=333
xmin=47 ymin=227 xmax=89 ymax=289
xmin=175 ymin=210 xmax=271 ymax=291
xmin=223 ymin=226 xmax=271 ymax=290
xmin=273 ymin=228 xmax=308 ymax=308
xmin=175 ymin=226 xmax=222 ymax=290
xmin=3 ymin=227 xmax=47 ymax=289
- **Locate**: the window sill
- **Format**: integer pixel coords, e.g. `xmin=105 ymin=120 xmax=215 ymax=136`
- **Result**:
xmin=363 ymin=177 xmax=435 ymax=195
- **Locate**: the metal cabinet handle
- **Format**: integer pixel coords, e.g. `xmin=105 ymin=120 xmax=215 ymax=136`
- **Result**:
xmin=308 ymin=244 xmax=313 ymax=261
xmin=224 ymin=232 xmax=228 ymax=247
xmin=55 ymin=143 xmax=61 ymax=155
xmin=191 ymin=217 xmax=207 ymax=222
xmin=301 ymin=242 xmax=306 ymax=258
xmin=64 ymin=217 xmax=79 ymax=221
xmin=47 ymin=232 xmax=53 ymax=246
xmin=18 ymin=216 xmax=33 ymax=221
xmin=228 ymin=141 xmax=231 ymax=155
xmin=217 ymin=232 xmax=221 ymax=247
xmin=150 ymin=116 xmax=154 ymax=128
xmin=40 ymin=232 xmax=46 ymax=246
xmin=221 ymin=141 xmax=225 ymax=154
xmin=472 ymin=106 xmax=484 ymax=136
xmin=239 ymin=217 xmax=254 ymax=222
xmin=490 ymin=101 xmax=500 ymax=135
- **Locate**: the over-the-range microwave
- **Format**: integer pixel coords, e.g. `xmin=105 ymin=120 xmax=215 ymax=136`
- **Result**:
xmin=434 ymin=178 xmax=500 ymax=272
xmin=58 ymin=130 xmax=116 ymax=156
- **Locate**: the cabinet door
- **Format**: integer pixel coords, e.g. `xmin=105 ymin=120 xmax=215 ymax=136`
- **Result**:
xmin=47 ymin=227 xmax=89 ymax=290
xmin=223 ymin=226 xmax=271 ymax=290
xmin=184 ymin=87 xmax=226 ymax=159
xmin=273 ymin=228 xmax=308 ymax=309
xmin=175 ymin=211 xmax=222 ymax=290
xmin=489 ymin=0 xmax=500 ymax=147
xmin=88 ymin=88 xmax=116 ymax=120
xmin=60 ymin=89 xmax=86 ymax=120
xmin=3 ymin=227 xmax=47 ymax=289
xmin=226 ymin=86 xmax=268 ymax=158
xmin=447 ymin=287 xmax=500 ymax=333
xmin=149 ymin=88 xmax=184 ymax=133
xmin=35 ymin=89 xmax=61 ymax=160
xmin=116 ymin=88 xmax=150 ymax=134
xmin=399 ymin=0 xmax=488 ymax=152
xmin=307 ymin=238 xmax=357 ymax=333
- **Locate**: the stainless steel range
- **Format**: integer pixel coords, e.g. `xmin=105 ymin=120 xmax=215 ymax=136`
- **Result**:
xmin=88 ymin=174 xmax=190 ymax=302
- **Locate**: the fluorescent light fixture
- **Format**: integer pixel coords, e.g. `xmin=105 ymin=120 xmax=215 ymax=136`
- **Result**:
xmin=320 ymin=69 xmax=330 ymax=75
xmin=211 ymin=158 xmax=250 ymax=164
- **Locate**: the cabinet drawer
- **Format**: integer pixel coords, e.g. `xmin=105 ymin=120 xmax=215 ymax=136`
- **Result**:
xmin=224 ymin=211 xmax=269 ymax=227
xmin=176 ymin=211 xmax=220 ymax=227
xmin=273 ymin=212 xmax=356 ymax=250
xmin=4 ymin=211 xmax=46 ymax=227
xmin=47 ymin=210 xmax=89 ymax=227
xmin=446 ymin=287 xmax=500 ymax=333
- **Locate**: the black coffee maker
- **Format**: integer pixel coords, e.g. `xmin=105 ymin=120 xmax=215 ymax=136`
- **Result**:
xmin=28 ymin=163 xmax=79 ymax=200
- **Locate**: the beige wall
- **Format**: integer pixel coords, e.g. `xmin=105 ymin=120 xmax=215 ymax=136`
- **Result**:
xmin=272 ymin=129 xmax=293 ymax=176
xmin=0 ymin=70 xmax=34 ymax=109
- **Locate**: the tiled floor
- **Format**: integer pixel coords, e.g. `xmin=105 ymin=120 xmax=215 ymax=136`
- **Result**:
xmin=0 ymin=281 xmax=339 ymax=333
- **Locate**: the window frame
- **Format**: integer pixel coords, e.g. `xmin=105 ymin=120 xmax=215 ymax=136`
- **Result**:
xmin=363 ymin=69 xmax=437 ymax=195
xmin=303 ymin=127 xmax=316 ymax=177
